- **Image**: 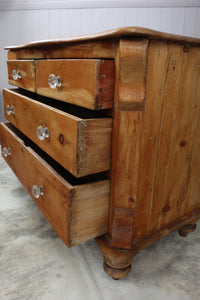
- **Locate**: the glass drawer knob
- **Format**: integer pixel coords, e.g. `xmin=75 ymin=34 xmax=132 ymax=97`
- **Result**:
xmin=37 ymin=126 xmax=50 ymax=140
xmin=48 ymin=74 xmax=62 ymax=89
xmin=2 ymin=147 xmax=11 ymax=157
xmin=12 ymin=69 xmax=21 ymax=80
xmin=32 ymin=185 xmax=44 ymax=199
xmin=6 ymin=105 xmax=15 ymax=115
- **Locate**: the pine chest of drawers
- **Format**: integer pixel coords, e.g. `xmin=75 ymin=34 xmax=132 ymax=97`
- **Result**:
xmin=1 ymin=27 xmax=200 ymax=279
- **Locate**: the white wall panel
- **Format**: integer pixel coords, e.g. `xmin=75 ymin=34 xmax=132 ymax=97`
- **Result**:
xmin=170 ymin=8 xmax=185 ymax=35
xmin=0 ymin=5 xmax=200 ymax=122
xmin=184 ymin=7 xmax=200 ymax=36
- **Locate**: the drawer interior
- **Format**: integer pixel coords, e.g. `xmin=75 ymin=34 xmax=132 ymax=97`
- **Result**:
xmin=5 ymin=122 xmax=109 ymax=185
xmin=0 ymin=122 xmax=110 ymax=246
xmin=10 ymin=88 xmax=112 ymax=118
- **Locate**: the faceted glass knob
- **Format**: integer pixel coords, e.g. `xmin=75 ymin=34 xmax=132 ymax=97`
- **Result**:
xmin=6 ymin=105 xmax=15 ymax=115
xmin=12 ymin=69 xmax=21 ymax=80
xmin=32 ymin=185 xmax=44 ymax=199
xmin=48 ymin=74 xmax=62 ymax=89
xmin=2 ymin=147 xmax=11 ymax=157
xmin=37 ymin=126 xmax=50 ymax=140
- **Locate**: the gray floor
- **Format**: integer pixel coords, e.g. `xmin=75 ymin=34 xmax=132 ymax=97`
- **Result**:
xmin=0 ymin=153 xmax=200 ymax=300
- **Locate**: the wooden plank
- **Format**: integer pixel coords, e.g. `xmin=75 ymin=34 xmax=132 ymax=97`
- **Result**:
xmin=109 ymin=38 xmax=147 ymax=247
xmin=36 ymin=59 xmax=114 ymax=110
xmin=7 ymin=40 xmax=116 ymax=60
xmin=5 ymin=27 xmax=200 ymax=52
xmin=111 ymin=110 xmax=143 ymax=211
xmin=179 ymin=65 xmax=200 ymax=217
xmin=119 ymin=39 xmax=148 ymax=110
xmin=111 ymin=208 xmax=135 ymax=250
xmin=146 ymin=43 xmax=183 ymax=234
xmin=70 ymin=180 xmax=110 ymax=246
xmin=7 ymin=60 xmax=35 ymax=92
xmin=167 ymin=45 xmax=200 ymax=220
xmin=146 ymin=43 xmax=200 ymax=236
xmin=0 ymin=122 xmax=73 ymax=246
xmin=0 ymin=122 xmax=110 ymax=247
xmin=133 ymin=40 xmax=169 ymax=242
xmin=3 ymin=88 xmax=112 ymax=177
xmin=77 ymin=118 xmax=112 ymax=177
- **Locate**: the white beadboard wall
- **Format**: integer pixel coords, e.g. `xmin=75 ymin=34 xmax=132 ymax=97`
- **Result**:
xmin=0 ymin=3 xmax=200 ymax=122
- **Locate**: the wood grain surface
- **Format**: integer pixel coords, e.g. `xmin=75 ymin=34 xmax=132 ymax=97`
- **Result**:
xmin=36 ymin=59 xmax=114 ymax=110
xmin=5 ymin=27 xmax=200 ymax=50
xmin=0 ymin=122 xmax=110 ymax=247
xmin=134 ymin=41 xmax=200 ymax=243
xmin=7 ymin=40 xmax=116 ymax=60
xmin=7 ymin=60 xmax=35 ymax=92
xmin=3 ymin=89 xmax=112 ymax=177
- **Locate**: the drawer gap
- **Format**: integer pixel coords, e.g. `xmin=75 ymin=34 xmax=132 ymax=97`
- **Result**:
xmin=15 ymin=88 xmax=112 ymax=119
xmin=6 ymin=123 xmax=109 ymax=186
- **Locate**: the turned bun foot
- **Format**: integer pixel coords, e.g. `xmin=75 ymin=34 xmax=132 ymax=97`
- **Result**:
xmin=96 ymin=236 xmax=134 ymax=279
xmin=103 ymin=261 xmax=131 ymax=280
xmin=178 ymin=223 xmax=197 ymax=237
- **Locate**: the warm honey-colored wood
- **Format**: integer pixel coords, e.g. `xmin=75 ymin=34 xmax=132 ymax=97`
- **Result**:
xmin=140 ymin=43 xmax=199 ymax=242
xmin=133 ymin=40 xmax=169 ymax=242
xmin=7 ymin=60 xmax=35 ymax=92
xmin=7 ymin=40 xmax=116 ymax=60
xmin=178 ymin=69 xmax=200 ymax=218
xmin=36 ymin=59 xmax=114 ymax=110
xmin=0 ymin=122 xmax=110 ymax=247
xmin=103 ymin=262 xmax=131 ymax=280
xmin=119 ymin=39 xmax=148 ymax=110
xmin=70 ymin=181 xmax=110 ymax=245
xmin=96 ymin=235 xmax=133 ymax=268
xmin=111 ymin=208 xmax=135 ymax=250
xmin=3 ymin=88 xmax=112 ymax=177
xmin=5 ymin=27 xmax=200 ymax=51
xmin=109 ymin=39 xmax=146 ymax=248
xmin=2 ymin=28 xmax=200 ymax=280
xmin=134 ymin=42 xmax=200 ymax=243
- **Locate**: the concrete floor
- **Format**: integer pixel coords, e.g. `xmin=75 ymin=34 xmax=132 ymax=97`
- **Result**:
xmin=0 ymin=153 xmax=200 ymax=300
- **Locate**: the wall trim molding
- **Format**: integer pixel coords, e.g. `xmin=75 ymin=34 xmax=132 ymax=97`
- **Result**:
xmin=0 ymin=0 xmax=200 ymax=11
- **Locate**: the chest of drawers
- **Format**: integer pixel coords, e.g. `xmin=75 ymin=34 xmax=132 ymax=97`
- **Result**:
xmin=1 ymin=27 xmax=200 ymax=279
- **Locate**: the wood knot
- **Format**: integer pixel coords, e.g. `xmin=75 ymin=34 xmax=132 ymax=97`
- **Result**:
xmin=183 ymin=44 xmax=190 ymax=55
xmin=129 ymin=197 xmax=135 ymax=203
xmin=59 ymin=134 xmax=64 ymax=145
xmin=162 ymin=204 xmax=170 ymax=216
xmin=180 ymin=140 xmax=186 ymax=147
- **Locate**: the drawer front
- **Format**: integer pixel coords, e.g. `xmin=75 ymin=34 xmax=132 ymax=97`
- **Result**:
xmin=7 ymin=60 xmax=35 ymax=92
xmin=0 ymin=122 xmax=109 ymax=246
xmin=36 ymin=59 xmax=114 ymax=110
xmin=3 ymin=89 xmax=112 ymax=177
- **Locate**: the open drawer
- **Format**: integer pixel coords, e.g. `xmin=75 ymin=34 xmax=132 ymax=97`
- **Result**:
xmin=0 ymin=122 xmax=110 ymax=247
xmin=3 ymin=89 xmax=112 ymax=177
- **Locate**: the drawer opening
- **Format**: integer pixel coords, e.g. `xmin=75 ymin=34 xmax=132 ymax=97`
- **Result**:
xmin=6 ymin=123 xmax=110 ymax=186
xmin=14 ymin=88 xmax=112 ymax=119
